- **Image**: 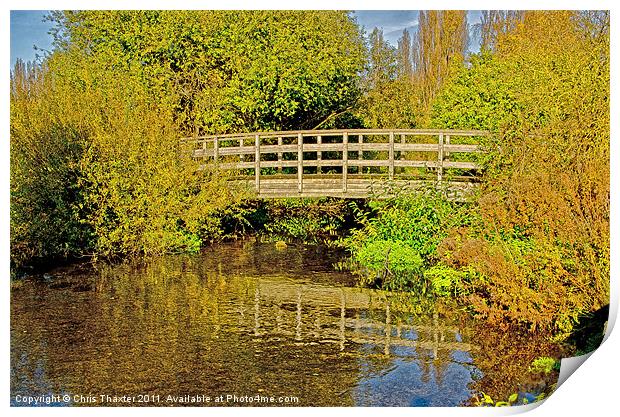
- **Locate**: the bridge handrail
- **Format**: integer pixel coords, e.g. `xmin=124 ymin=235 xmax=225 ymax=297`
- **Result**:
xmin=181 ymin=128 xmax=490 ymax=143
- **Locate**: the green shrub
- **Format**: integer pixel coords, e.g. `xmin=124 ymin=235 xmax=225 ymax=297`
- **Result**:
xmin=343 ymin=190 xmax=477 ymax=291
xmin=529 ymin=357 xmax=558 ymax=374
xmin=424 ymin=264 xmax=471 ymax=297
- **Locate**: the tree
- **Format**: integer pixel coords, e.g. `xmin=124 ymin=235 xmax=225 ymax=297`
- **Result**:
xmin=49 ymin=11 xmax=366 ymax=134
xmin=357 ymin=28 xmax=421 ymax=128
xmin=366 ymin=28 xmax=397 ymax=89
xmin=478 ymin=11 xmax=524 ymax=52
xmin=397 ymin=29 xmax=413 ymax=80
xmin=429 ymin=10 xmax=610 ymax=334
xmin=413 ymin=11 xmax=468 ymax=107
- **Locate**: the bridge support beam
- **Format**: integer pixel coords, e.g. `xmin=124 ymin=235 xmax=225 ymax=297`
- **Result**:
xmin=342 ymin=132 xmax=348 ymax=192
xmin=317 ymin=135 xmax=322 ymax=174
xmin=438 ymin=133 xmax=444 ymax=182
xmin=389 ymin=132 xmax=394 ymax=180
xmin=297 ymin=133 xmax=303 ymax=193
xmin=277 ymin=136 xmax=283 ymax=174
xmin=255 ymin=134 xmax=260 ymax=192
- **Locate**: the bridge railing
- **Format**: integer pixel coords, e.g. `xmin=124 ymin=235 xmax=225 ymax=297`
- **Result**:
xmin=181 ymin=129 xmax=488 ymax=196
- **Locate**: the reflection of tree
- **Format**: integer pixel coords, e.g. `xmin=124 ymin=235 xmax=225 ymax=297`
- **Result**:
xmin=464 ymin=327 xmax=564 ymax=403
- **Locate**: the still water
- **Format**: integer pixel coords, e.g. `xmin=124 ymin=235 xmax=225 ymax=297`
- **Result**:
xmin=11 ymin=241 xmax=561 ymax=406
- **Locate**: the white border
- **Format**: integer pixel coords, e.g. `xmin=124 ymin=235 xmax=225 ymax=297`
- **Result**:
xmin=3 ymin=2 xmax=618 ymax=416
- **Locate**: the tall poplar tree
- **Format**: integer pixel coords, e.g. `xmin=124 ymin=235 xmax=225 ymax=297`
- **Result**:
xmin=412 ymin=11 xmax=468 ymax=106
xmin=397 ymin=28 xmax=413 ymax=80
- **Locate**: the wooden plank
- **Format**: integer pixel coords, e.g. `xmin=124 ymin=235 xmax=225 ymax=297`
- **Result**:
xmin=209 ymin=159 xmax=478 ymax=172
xmin=226 ymin=160 xmax=344 ymax=169
xmin=298 ymin=132 xmax=303 ymax=193
xmin=217 ymin=146 xmax=256 ymax=156
xmin=342 ymin=132 xmax=348 ymax=192
xmin=346 ymin=143 xmax=390 ymax=152
xmin=219 ymin=160 xmax=480 ymax=171
xmin=394 ymin=143 xmax=480 ymax=153
xmin=393 ymin=160 xmax=439 ymax=168
xmin=393 ymin=143 xmax=441 ymax=152
xmin=258 ymin=144 xmax=298 ymax=154
xmin=182 ymin=128 xmax=489 ymax=142
xmin=443 ymin=144 xmax=481 ymax=152
xmin=348 ymin=159 xmax=391 ymax=167
xmin=303 ymin=143 xmax=343 ymax=152
xmin=258 ymin=160 xmax=298 ymax=169
xmin=443 ymin=161 xmax=479 ymax=169
xmin=220 ymin=161 xmax=256 ymax=170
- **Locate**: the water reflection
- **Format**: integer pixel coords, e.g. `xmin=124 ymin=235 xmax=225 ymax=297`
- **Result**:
xmin=11 ymin=241 xmax=560 ymax=406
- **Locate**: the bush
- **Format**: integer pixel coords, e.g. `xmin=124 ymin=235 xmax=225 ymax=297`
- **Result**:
xmin=343 ymin=190 xmax=476 ymax=291
xmin=10 ymin=51 xmax=242 ymax=267
xmin=428 ymin=11 xmax=609 ymax=336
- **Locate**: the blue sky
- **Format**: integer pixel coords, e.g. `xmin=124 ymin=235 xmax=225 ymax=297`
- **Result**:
xmin=10 ymin=10 xmax=54 ymax=66
xmin=10 ymin=10 xmax=483 ymax=67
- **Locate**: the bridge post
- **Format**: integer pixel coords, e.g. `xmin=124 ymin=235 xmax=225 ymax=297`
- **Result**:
xmin=317 ymin=135 xmax=322 ymax=174
xmin=445 ymin=134 xmax=450 ymax=162
xmin=358 ymin=134 xmax=363 ymax=174
xmin=400 ymin=133 xmax=406 ymax=175
xmin=342 ymin=132 xmax=348 ymax=192
xmin=297 ymin=133 xmax=303 ymax=193
xmin=389 ymin=131 xmax=395 ymax=180
xmin=437 ymin=133 xmax=444 ymax=182
xmin=213 ymin=137 xmax=219 ymax=169
xmin=239 ymin=137 xmax=244 ymax=163
xmin=277 ymin=136 xmax=283 ymax=174
xmin=255 ymin=134 xmax=260 ymax=193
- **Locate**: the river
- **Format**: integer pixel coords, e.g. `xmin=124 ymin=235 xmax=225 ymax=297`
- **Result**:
xmin=11 ymin=240 xmax=562 ymax=407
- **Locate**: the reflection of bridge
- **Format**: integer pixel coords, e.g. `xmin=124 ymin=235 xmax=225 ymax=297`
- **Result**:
xmin=238 ymin=279 xmax=474 ymax=358
xmin=182 ymin=129 xmax=488 ymax=199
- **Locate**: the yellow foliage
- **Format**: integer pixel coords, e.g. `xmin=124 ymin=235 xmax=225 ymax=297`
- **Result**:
xmin=10 ymin=48 xmax=243 ymax=266
xmin=440 ymin=11 xmax=609 ymax=333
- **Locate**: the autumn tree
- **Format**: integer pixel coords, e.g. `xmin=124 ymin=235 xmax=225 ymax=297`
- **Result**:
xmin=430 ymin=10 xmax=610 ymax=334
xmin=397 ymin=28 xmax=413 ymax=80
xmin=366 ymin=28 xmax=397 ymax=89
xmin=478 ymin=11 xmax=524 ymax=51
xmin=357 ymin=28 xmax=421 ymax=128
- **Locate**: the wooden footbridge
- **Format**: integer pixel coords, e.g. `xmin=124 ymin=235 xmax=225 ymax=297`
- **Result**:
xmin=182 ymin=129 xmax=488 ymax=199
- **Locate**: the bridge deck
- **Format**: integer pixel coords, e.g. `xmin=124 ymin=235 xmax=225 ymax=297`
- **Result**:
xmin=182 ymin=129 xmax=488 ymax=199
xmin=229 ymin=174 xmax=479 ymax=200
